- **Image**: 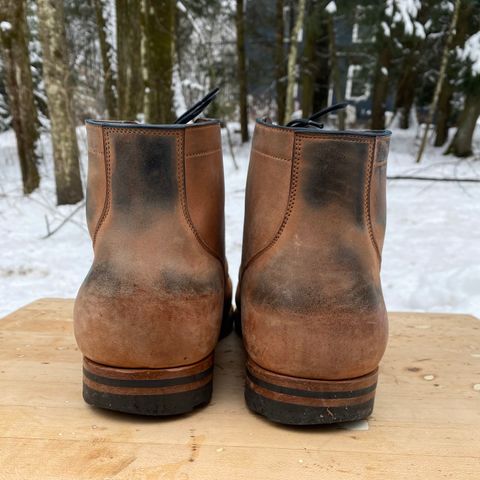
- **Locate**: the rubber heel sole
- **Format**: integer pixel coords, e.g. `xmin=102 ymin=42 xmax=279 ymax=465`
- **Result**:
xmin=82 ymin=353 xmax=214 ymax=416
xmin=245 ymin=357 xmax=378 ymax=425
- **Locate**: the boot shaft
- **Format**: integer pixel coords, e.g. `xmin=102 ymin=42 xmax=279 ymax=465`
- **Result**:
xmin=241 ymin=120 xmax=389 ymax=277
xmin=85 ymin=120 xmax=226 ymax=264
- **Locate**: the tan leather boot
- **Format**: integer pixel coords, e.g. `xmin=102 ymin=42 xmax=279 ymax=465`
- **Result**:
xmin=74 ymin=91 xmax=232 ymax=415
xmin=238 ymin=107 xmax=390 ymax=424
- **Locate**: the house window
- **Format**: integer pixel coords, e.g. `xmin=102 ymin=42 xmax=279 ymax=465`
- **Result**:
xmin=352 ymin=6 xmax=369 ymax=44
xmin=352 ymin=23 xmax=359 ymax=43
xmin=345 ymin=65 xmax=369 ymax=100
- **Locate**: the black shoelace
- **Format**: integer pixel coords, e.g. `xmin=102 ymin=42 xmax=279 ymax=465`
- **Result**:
xmin=286 ymin=102 xmax=349 ymax=129
xmin=174 ymin=87 xmax=220 ymax=125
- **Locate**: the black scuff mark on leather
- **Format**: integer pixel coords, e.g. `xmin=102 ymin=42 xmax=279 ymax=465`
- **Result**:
xmin=301 ymin=140 xmax=369 ymax=226
xmin=110 ymin=133 xmax=177 ymax=214
xmin=249 ymin=243 xmax=382 ymax=314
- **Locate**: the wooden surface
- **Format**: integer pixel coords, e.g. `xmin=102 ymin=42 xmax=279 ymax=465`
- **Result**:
xmin=0 ymin=299 xmax=479 ymax=479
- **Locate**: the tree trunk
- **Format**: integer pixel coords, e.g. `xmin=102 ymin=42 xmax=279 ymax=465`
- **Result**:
xmin=300 ymin=1 xmax=315 ymax=118
xmin=433 ymin=2 xmax=473 ymax=147
xmin=371 ymin=45 xmax=391 ymax=130
xmin=392 ymin=1 xmax=430 ymax=130
xmin=301 ymin=1 xmax=329 ymax=118
xmin=141 ymin=0 xmax=175 ymax=124
xmin=116 ymin=0 xmax=143 ymax=120
xmin=37 ymin=0 xmax=83 ymax=205
xmin=93 ymin=0 xmax=117 ymax=118
xmin=0 ymin=0 xmax=40 ymax=194
xmin=416 ymin=0 xmax=461 ymax=163
xmin=235 ymin=0 xmax=249 ymax=142
xmin=327 ymin=12 xmax=345 ymax=130
xmin=371 ymin=13 xmax=393 ymax=132
xmin=434 ymin=81 xmax=453 ymax=146
xmin=285 ymin=0 xmax=306 ymax=121
xmin=275 ymin=0 xmax=286 ymax=124
xmin=446 ymin=89 xmax=480 ymax=157
xmin=394 ymin=59 xmax=417 ymax=129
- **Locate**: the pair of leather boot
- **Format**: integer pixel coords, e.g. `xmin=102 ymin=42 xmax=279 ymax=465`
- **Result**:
xmin=74 ymin=91 xmax=390 ymax=425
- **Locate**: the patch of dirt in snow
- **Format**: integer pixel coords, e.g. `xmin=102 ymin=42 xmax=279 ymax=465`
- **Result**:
xmin=0 ymin=124 xmax=479 ymax=319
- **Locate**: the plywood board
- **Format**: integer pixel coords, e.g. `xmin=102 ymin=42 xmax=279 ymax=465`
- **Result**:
xmin=0 ymin=299 xmax=479 ymax=479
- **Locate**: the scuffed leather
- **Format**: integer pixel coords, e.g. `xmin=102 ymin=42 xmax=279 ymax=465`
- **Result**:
xmin=74 ymin=121 xmax=230 ymax=369
xmin=239 ymin=123 xmax=391 ymax=380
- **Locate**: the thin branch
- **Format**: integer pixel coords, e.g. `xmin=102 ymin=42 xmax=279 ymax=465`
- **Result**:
xmin=223 ymin=122 xmax=239 ymax=170
xmin=387 ymin=175 xmax=480 ymax=183
xmin=42 ymin=201 xmax=86 ymax=239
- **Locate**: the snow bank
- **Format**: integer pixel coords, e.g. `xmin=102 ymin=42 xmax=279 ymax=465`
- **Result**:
xmin=0 ymin=124 xmax=479 ymax=319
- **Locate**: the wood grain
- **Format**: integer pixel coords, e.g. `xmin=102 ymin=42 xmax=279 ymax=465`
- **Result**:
xmin=0 ymin=299 xmax=479 ymax=479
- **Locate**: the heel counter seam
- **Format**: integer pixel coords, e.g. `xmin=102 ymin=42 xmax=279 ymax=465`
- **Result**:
xmin=92 ymin=126 xmax=110 ymax=247
xmin=240 ymin=133 xmax=300 ymax=281
xmin=365 ymin=137 xmax=381 ymax=262
xmin=177 ymin=129 xmax=226 ymax=274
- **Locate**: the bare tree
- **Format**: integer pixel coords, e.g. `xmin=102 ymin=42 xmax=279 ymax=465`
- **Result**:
xmin=275 ymin=0 xmax=286 ymax=124
xmin=236 ymin=0 xmax=249 ymax=142
xmin=116 ymin=0 xmax=143 ymax=119
xmin=93 ymin=0 xmax=117 ymax=118
xmin=446 ymin=79 xmax=480 ymax=157
xmin=284 ymin=0 xmax=306 ymax=121
xmin=0 ymin=0 xmax=40 ymax=194
xmin=301 ymin=1 xmax=329 ymax=119
xmin=141 ymin=0 xmax=175 ymax=124
xmin=326 ymin=4 xmax=345 ymax=129
xmin=416 ymin=0 xmax=461 ymax=163
xmin=434 ymin=1 xmax=477 ymax=146
xmin=37 ymin=0 xmax=83 ymax=205
xmin=370 ymin=7 xmax=393 ymax=131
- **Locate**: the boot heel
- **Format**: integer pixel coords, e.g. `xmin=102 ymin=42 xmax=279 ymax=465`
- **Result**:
xmin=245 ymin=357 xmax=378 ymax=425
xmin=82 ymin=354 xmax=214 ymax=416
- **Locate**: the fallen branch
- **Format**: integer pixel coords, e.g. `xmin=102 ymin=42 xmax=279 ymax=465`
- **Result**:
xmin=387 ymin=175 xmax=480 ymax=183
xmin=42 ymin=201 xmax=86 ymax=239
xmin=222 ymin=122 xmax=239 ymax=170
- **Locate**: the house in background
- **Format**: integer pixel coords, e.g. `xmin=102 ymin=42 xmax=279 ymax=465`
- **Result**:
xmin=245 ymin=1 xmax=394 ymax=127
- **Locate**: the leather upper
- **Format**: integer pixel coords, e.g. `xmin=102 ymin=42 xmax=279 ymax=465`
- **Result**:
xmin=238 ymin=120 xmax=391 ymax=380
xmin=74 ymin=120 xmax=230 ymax=368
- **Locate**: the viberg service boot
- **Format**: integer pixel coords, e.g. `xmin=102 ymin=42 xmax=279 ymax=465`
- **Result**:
xmin=74 ymin=91 xmax=232 ymax=416
xmin=237 ymin=106 xmax=390 ymax=425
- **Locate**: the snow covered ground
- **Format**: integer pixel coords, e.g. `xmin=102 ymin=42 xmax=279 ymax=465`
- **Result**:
xmin=0 ymin=122 xmax=479 ymax=318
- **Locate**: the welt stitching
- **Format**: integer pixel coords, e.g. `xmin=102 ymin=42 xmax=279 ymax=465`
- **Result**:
xmin=366 ymin=138 xmax=381 ymax=261
xmin=103 ymin=129 xmax=179 ymax=137
xmin=296 ymin=134 xmax=371 ymax=144
xmin=257 ymin=122 xmax=295 ymax=136
xmin=92 ymin=127 xmax=110 ymax=246
xmin=177 ymin=131 xmax=225 ymax=269
xmin=184 ymin=124 xmax=218 ymax=132
xmin=185 ymin=148 xmax=221 ymax=158
xmin=240 ymin=133 xmax=300 ymax=280
xmin=251 ymin=148 xmax=290 ymax=163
